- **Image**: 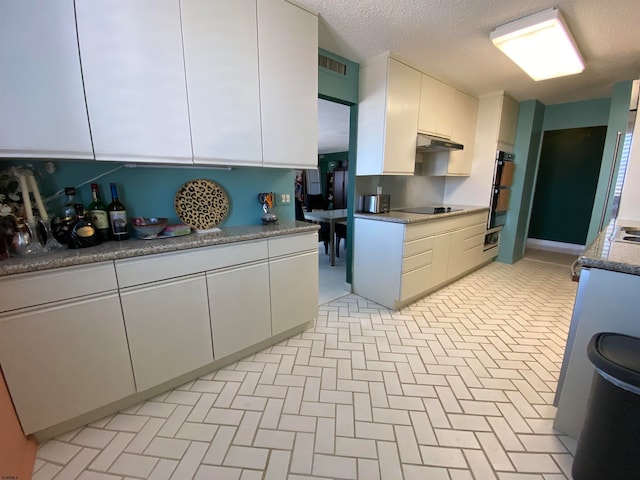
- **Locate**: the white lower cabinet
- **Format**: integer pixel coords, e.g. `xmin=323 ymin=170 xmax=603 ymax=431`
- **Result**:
xmin=354 ymin=212 xmax=491 ymax=309
xmin=120 ymin=274 xmax=213 ymax=392
xmin=0 ymin=293 xmax=135 ymax=434
xmin=269 ymin=251 xmax=318 ymax=335
xmin=207 ymin=261 xmax=272 ymax=359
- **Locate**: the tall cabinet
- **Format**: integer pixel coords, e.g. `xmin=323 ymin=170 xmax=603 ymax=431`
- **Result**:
xmin=181 ymin=0 xmax=263 ymax=166
xmin=258 ymin=0 xmax=318 ymax=168
xmin=0 ymin=1 xmax=93 ymax=159
xmin=356 ymin=55 xmax=422 ymax=175
xmin=75 ymin=0 xmax=193 ymax=163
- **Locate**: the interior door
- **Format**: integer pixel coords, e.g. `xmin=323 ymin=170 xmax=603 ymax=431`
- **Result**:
xmin=528 ymin=126 xmax=607 ymax=245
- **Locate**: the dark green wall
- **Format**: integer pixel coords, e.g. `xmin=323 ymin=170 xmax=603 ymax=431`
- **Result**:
xmin=318 ymin=151 xmax=349 ymax=194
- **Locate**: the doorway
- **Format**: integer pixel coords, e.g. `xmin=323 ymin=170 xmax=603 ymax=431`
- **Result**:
xmin=298 ymin=98 xmax=352 ymax=304
xmin=528 ymin=126 xmax=607 ymax=248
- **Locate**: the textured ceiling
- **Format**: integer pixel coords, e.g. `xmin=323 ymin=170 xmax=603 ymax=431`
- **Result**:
xmin=318 ymin=98 xmax=350 ymax=154
xmin=295 ymin=0 xmax=640 ymax=105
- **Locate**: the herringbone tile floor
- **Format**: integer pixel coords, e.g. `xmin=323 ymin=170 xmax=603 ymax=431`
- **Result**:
xmin=32 ymin=257 xmax=578 ymax=480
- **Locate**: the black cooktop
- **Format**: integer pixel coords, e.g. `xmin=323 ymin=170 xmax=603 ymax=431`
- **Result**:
xmin=395 ymin=206 xmax=463 ymax=215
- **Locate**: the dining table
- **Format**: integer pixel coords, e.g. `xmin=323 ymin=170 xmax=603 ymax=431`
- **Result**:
xmin=303 ymin=208 xmax=348 ymax=266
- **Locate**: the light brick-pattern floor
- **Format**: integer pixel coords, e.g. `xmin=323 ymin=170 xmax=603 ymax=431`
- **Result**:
xmin=32 ymin=257 xmax=578 ymax=479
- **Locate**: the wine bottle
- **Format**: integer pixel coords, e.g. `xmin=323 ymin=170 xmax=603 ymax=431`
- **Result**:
xmin=88 ymin=183 xmax=110 ymax=241
xmin=108 ymin=183 xmax=129 ymax=241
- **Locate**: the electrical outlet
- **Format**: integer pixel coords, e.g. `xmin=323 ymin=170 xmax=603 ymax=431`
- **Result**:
xmin=277 ymin=193 xmax=291 ymax=205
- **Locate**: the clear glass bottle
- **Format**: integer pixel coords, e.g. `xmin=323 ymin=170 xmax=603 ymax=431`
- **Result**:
xmin=108 ymin=183 xmax=129 ymax=241
xmin=87 ymin=183 xmax=110 ymax=241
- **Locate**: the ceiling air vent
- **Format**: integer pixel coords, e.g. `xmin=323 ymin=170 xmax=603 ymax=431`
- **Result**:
xmin=319 ymin=54 xmax=347 ymax=75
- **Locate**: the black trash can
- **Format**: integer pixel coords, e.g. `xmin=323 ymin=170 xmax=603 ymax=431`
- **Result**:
xmin=572 ymin=332 xmax=640 ymax=480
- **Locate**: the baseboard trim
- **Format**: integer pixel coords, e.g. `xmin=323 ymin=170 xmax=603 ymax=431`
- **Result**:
xmin=526 ymin=238 xmax=584 ymax=255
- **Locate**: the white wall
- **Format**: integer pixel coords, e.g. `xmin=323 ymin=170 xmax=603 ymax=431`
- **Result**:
xmin=618 ymin=115 xmax=640 ymax=221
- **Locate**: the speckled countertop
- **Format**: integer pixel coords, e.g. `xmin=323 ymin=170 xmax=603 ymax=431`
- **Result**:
xmin=0 ymin=221 xmax=318 ymax=277
xmin=354 ymin=205 xmax=489 ymax=224
xmin=579 ymin=219 xmax=640 ymax=276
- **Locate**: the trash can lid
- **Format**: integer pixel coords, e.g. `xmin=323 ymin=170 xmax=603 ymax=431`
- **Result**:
xmin=588 ymin=332 xmax=640 ymax=389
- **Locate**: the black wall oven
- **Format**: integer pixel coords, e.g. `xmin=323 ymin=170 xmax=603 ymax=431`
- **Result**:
xmin=489 ymin=151 xmax=515 ymax=228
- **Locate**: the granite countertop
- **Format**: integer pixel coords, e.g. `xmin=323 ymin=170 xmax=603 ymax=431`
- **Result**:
xmin=579 ymin=219 xmax=640 ymax=276
xmin=0 ymin=221 xmax=318 ymax=277
xmin=354 ymin=205 xmax=489 ymax=224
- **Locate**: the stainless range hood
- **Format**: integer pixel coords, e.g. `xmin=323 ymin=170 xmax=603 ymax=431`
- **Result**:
xmin=416 ymin=133 xmax=464 ymax=152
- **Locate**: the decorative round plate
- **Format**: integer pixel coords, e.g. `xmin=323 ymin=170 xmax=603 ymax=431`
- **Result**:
xmin=174 ymin=179 xmax=229 ymax=231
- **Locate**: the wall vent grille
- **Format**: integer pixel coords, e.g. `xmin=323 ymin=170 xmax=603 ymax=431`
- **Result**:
xmin=319 ymin=54 xmax=347 ymax=75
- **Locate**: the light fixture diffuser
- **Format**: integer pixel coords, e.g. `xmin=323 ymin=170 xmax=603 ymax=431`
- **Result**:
xmin=490 ymin=8 xmax=584 ymax=81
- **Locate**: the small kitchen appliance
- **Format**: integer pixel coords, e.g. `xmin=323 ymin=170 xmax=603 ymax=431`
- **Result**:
xmin=359 ymin=194 xmax=390 ymax=213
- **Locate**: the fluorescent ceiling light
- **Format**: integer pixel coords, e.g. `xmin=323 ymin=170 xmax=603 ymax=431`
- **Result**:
xmin=490 ymin=8 xmax=584 ymax=81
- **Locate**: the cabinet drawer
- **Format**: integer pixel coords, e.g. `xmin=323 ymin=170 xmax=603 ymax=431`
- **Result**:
xmin=404 ymin=236 xmax=434 ymax=257
xmin=0 ymin=262 xmax=117 ymax=313
xmin=402 ymin=250 xmax=433 ymax=273
xmin=400 ymin=264 xmax=431 ymax=301
xmin=116 ymin=239 xmax=268 ymax=287
xmin=462 ymin=224 xmax=486 ymax=249
xmin=405 ymin=212 xmax=488 ymax=241
xmin=268 ymin=232 xmax=317 ymax=258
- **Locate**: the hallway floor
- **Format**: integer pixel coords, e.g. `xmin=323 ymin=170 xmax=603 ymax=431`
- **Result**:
xmin=33 ymin=255 xmax=578 ymax=479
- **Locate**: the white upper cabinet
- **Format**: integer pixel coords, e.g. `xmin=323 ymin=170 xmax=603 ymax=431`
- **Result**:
xmin=181 ymin=0 xmax=262 ymax=166
xmin=422 ymin=89 xmax=479 ymax=176
xmin=0 ymin=1 xmax=93 ymax=159
xmin=418 ymin=74 xmax=455 ymax=139
xmin=75 ymin=0 xmax=193 ymax=163
xmin=498 ymin=94 xmax=519 ymax=146
xmin=258 ymin=0 xmax=318 ymax=168
xmin=357 ymin=56 xmax=422 ymax=175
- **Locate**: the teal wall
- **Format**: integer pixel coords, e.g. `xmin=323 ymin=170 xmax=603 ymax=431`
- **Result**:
xmin=542 ymin=98 xmax=611 ymax=131
xmin=500 ymin=81 xmax=633 ymax=262
xmin=4 ymin=160 xmax=294 ymax=227
xmin=318 ymin=49 xmax=359 ymax=105
xmin=586 ymin=81 xmax=633 ymax=243
xmin=499 ymin=100 xmax=545 ymax=263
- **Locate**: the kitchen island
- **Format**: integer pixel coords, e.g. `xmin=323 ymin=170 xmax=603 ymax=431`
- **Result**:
xmin=0 ymin=222 xmax=319 ymax=440
xmin=553 ymin=220 xmax=640 ymax=440
xmin=353 ymin=206 xmax=495 ymax=309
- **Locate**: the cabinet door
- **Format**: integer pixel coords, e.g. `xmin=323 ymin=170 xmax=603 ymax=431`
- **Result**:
xmin=207 ymin=261 xmax=271 ymax=359
xmin=448 ymin=223 xmax=486 ymax=279
xmin=446 ymin=90 xmax=479 ymax=175
xmin=430 ymin=233 xmax=451 ymax=287
xmin=0 ymin=293 xmax=135 ymax=434
xmin=76 ymin=0 xmax=192 ymax=163
xmin=384 ymin=59 xmax=422 ymax=174
xmin=418 ymin=75 xmax=454 ymax=139
xmin=258 ymin=0 xmax=318 ymax=168
xmin=498 ymin=95 xmax=519 ymax=145
xmin=120 ymin=274 xmax=213 ymax=391
xmin=269 ymin=252 xmax=318 ymax=335
xmin=0 ymin=1 xmax=93 ymax=159
xmin=182 ymin=0 xmax=262 ymax=166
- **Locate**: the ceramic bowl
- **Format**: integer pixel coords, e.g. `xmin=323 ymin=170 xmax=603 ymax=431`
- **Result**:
xmin=130 ymin=217 xmax=168 ymax=239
